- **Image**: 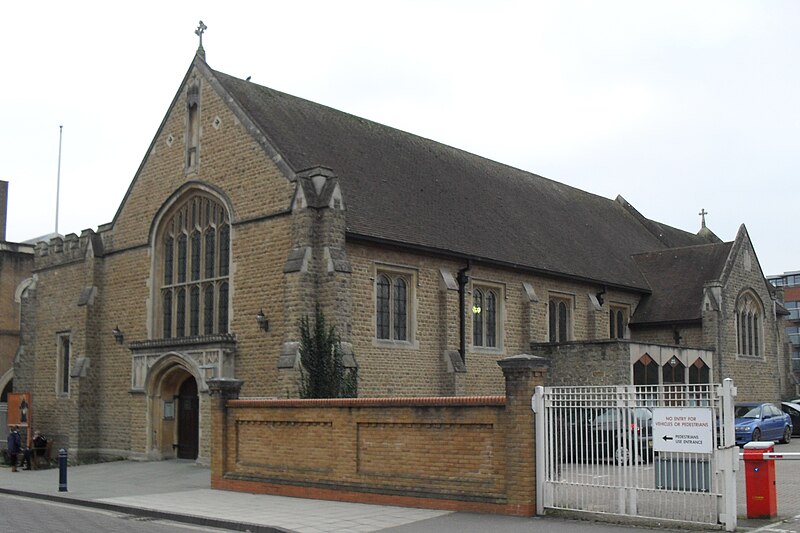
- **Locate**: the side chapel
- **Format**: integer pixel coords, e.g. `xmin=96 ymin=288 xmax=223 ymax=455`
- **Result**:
xmin=11 ymin=34 xmax=790 ymax=463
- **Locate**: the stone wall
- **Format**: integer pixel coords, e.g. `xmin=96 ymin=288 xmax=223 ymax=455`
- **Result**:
xmin=346 ymin=242 xmax=641 ymax=398
xmin=530 ymin=340 xmax=633 ymax=386
xmin=716 ymin=229 xmax=786 ymax=401
xmin=529 ymin=340 xmax=715 ymax=389
xmin=17 ymin=233 xmax=100 ymax=459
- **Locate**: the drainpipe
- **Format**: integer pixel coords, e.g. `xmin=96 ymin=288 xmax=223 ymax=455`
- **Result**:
xmin=457 ymin=265 xmax=470 ymax=363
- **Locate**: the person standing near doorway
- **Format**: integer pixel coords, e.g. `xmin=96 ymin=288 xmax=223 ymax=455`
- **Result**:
xmin=6 ymin=425 xmax=21 ymax=472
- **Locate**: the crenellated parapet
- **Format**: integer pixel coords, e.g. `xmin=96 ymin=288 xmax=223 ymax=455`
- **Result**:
xmin=33 ymin=229 xmax=105 ymax=269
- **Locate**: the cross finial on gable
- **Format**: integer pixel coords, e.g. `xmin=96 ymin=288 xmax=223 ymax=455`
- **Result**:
xmin=195 ymin=21 xmax=207 ymax=60
xmin=699 ymin=208 xmax=708 ymax=228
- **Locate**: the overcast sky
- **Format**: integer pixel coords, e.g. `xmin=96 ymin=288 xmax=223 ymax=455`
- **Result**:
xmin=2 ymin=1 xmax=797 ymax=276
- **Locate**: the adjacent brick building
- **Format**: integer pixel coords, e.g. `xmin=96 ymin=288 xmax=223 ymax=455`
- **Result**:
xmin=9 ymin=46 xmax=790 ymax=464
xmin=0 ymin=180 xmax=34 ymax=442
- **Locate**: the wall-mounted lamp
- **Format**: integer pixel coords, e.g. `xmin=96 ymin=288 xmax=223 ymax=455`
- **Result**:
xmin=112 ymin=326 xmax=124 ymax=344
xmin=256 ymin=309 xmax=269 ymax=332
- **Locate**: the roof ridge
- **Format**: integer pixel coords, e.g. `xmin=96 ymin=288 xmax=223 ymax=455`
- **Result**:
xmin=212 ymin=69 xmax=636 ymax=206
xmin=631 ymin=240 xmax=733 ymax=257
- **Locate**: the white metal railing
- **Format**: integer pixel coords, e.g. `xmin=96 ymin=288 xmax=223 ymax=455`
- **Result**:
xmin=533 ymin=379 xmax=738 ymax=531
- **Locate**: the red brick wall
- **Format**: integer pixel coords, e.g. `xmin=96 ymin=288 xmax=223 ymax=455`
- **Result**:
xmin=210 ymin=355 xmax=546 ymax=516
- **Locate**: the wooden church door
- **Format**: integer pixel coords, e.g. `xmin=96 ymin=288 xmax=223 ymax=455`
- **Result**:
xmin=177 ymin=378 xmax=199 ymax=459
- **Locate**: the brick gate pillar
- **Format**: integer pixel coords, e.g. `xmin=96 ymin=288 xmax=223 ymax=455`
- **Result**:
xmin=497 ymin=354 xmax=549 ymax=516
xmin=207 ymin=378 xmax=243 ymax=486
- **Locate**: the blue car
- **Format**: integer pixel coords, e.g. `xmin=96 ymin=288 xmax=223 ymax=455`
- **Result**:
xmin=734 ymin=402 xmax=793 ymax=446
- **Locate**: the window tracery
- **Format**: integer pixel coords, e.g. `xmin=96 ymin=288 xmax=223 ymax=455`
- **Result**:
xmin=158 ymin=194 xmax=230 ymax=339
xmin=736 ymin=291 xmax=763 ymax=356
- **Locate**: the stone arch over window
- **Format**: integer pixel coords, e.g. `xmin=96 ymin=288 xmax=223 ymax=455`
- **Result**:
xmin=152 ymin=188 xmax=231 ymax=340
xmin=735 ymin=289 xmax=764 ymax=356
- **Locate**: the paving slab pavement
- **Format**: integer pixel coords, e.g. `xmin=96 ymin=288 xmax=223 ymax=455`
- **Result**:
xmin=0 ymin=460 xmax=451 ymax=532
xmin=0 ymin=459 xmax=701 ymax=533
xmin=0 ymin=448 xmax=798 ymax=532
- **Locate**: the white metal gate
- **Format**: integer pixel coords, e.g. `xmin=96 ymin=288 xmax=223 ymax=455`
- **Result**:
xmin=533 ymin=379 xmax=738 ymax=531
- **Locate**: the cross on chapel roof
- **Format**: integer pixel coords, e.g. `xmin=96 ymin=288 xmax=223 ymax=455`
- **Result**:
xmin=699 ymin=208 xmax=708 ymax=229
xmin=195 ymin=21 xmax=207 ymax=60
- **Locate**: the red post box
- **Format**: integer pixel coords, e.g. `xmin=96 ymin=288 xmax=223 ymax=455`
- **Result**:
xmin=743 ymin=441 xmax=777 ymax=519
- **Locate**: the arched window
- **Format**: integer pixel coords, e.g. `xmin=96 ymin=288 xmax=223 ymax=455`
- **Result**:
xmin=549 ymin=297 xmax=570 ymax=343
xmin=375 ymin=272 xmax=409 ymax=341
xmin=736 ymin=291 xmax=763 ymax=356
xmin=609 ymin=307 xmax=627 ymax=339
xmin=485 ymin=291 xmax=497 ymax=347
xmin=472 ymin=287 xmax=498 ymax=348
xmin=393 ymin=277 xmax=407 ymax=341
xmin=376 ymin=275 xmax=390 ymax=339
xmin=158 ymin=194 xmax=230 ymax=339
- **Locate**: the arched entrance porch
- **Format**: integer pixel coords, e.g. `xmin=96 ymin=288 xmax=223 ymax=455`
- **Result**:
xmin=131 ymin=337 xmax=235 ymax=464
xmin=146 ymin=356 xmax=200 ymax=461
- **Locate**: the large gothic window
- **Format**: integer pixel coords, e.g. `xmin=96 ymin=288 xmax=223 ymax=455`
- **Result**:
xmin=736 ymin=291 xmax=763 ymax=356
xmin=159 ymin=194 xmax=230 ymax=339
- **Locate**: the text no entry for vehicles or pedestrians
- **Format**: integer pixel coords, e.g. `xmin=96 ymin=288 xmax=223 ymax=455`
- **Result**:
xmin=652 ymin=407 xmax=714 ymax=453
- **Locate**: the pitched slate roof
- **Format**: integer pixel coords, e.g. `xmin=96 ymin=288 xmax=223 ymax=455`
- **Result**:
xmin=212 ymin=68 xmax=712 ymax=291
xmin=630 ymin=242 xmax=733 ymax=325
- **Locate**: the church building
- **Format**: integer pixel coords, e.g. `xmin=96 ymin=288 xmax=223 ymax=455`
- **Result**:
xmin=9 ymin=36 xmax=790 ymax=464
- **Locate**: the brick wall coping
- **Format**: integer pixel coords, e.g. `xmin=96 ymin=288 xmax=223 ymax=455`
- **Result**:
xmin=227 ymin=395 xmax=506 ymax=408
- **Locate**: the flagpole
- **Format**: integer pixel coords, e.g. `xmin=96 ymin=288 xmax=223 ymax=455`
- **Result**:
xmin=55 ymin=125 xmax=62 ymax=234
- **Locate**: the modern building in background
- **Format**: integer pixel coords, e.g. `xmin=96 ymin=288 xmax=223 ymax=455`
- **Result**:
xmin=768 ymin=271 xmax=800 ymax=379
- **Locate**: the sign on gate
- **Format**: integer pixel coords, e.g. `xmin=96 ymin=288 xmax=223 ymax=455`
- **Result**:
xmin=536 ymin=381 xmax=737 ymax=531
xmin=652 ymin=407 xmax=714 ymax=453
